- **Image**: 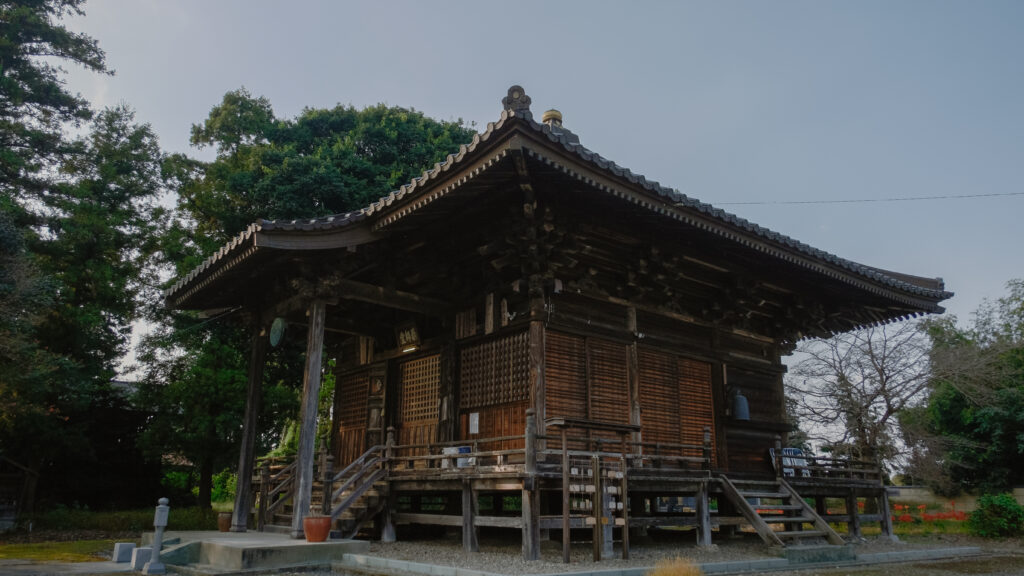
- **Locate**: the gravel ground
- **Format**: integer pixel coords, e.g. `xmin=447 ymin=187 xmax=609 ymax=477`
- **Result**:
xmin=286 ymin=530 xmax=1020 ymax=576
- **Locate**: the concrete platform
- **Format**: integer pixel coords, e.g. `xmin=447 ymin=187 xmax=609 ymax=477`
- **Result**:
xmin=143 ymin=530 xmax=368 ymax=574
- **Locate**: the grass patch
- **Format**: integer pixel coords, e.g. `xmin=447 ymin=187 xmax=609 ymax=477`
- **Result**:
xmin=28 ymin=506 xmax=219 ymax=532
xmin=0 ymin=540 xmax=116 ymax=562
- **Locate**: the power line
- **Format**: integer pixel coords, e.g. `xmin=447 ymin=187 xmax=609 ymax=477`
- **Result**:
xmin=716 ymin=191 xmax=1024 ymax=206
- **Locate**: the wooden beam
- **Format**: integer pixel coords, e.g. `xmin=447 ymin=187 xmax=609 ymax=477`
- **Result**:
xmin=330 ymin=278 xmax=449 ymax=316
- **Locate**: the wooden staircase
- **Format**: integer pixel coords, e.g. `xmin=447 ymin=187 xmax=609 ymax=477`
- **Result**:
xmin=253 ymin=445 xmax=388 ymax=539
xmin=718 ymin=475 xmax=844 ymax=547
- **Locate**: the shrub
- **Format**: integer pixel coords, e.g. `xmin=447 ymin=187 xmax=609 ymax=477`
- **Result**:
xmin=647 ymin=556 xmax=704 ymax=576
xmin=967 ymin=493 xmax=1024 ymax=537
xmin=210 ymin=468 xmax=237 ymax=503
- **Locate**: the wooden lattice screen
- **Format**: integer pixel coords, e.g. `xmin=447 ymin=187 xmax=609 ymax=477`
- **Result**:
xmin=459 ymin=331 xmax=529 ymax=409
xmin=398 ymin=354 xmax=441 ymax=452
xmin=334 ymin=369 xmax=369 ymax=466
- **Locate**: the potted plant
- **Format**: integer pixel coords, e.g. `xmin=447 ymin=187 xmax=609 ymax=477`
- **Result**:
xmin=303 ymin=511 xmax=331 ymax=542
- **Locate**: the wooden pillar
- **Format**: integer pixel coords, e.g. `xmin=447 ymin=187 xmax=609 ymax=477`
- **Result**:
xmin=561 ymin=428 xmax=570 ymax=564
xmin=231 ymin=319 xmax=267 ymax=532
xmin=696 ymin=480 xmax=712 ymax=547
xmin=528 ymin=319 xmax=546 ymax=431
xmin=290 ymin=300 xmax=327 ymax=539
xmin=522 ymin=409 xmax=540 ymax=561
xmin=462 ymin=478 xmax=478 ymax=552
xmin=619 ymin=438 xmax=630 ymax=560
xmin=381 ymin=427 xmax=397 ymax=543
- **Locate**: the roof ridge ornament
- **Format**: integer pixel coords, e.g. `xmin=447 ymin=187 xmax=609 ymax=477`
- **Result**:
xmin=502 ymin=85 xmax=532 ymax=117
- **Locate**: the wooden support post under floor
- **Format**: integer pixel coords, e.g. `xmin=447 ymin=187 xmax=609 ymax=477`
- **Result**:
xmin=522 ymin=410 xmax=540 ymax=561
xmin=462 ymin=479 xmax=478 ymax=552
xmin=290 ymin=300 xmax=326 ymax=539
xmin=846 ymin=493 xmax=861 ymax=538
xmin=879 ymin=487 xmax=897 ymax=542
xmin=696 ymin=480 xmax=712 ymax=547
xmin=231 ymin=319 xmax=267 ymax=532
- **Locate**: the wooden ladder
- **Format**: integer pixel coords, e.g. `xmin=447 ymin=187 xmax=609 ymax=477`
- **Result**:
xmin=718 ymin=475 xmax=844 ymax=547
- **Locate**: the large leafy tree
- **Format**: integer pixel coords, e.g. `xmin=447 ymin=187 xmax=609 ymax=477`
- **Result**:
xmin=1 ymin=1 xmax=170 ymax=510
xmin=903 ymin=280 xmax=1024 ymax=493
xmin=144 ymin=89 xmax=475 ymax=506
xmin=0 ymin=104 xmax=166 ymax=510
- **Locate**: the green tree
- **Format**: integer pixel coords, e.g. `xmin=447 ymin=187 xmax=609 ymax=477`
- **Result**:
xmin=180 ymin=88 xmax=475 ymax=249
xmin=0 ymin=104 xmax=165 ymax=510
xmin=904 ymin=280 xmax=1024 ymax=493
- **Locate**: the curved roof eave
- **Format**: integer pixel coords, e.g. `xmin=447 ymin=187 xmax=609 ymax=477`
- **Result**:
xmin=165 ymin=86 xmax=952 ymax=311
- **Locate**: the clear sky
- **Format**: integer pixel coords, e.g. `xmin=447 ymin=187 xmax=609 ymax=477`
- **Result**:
xmin=64 ymin=0 xmax=1023 ymax=324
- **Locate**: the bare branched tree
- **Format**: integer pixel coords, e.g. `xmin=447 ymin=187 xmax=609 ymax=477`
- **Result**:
xmin=785 ymin=321 xmax=931 ymax=467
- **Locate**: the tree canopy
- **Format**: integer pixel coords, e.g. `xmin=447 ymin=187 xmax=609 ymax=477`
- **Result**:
xmin=786 ymin=321 xmax=931 ymax=468
xmin=0 ymin=0 xmax=107 ymax=211
xmin=903 ymin=280 xmax=1024 ymax=494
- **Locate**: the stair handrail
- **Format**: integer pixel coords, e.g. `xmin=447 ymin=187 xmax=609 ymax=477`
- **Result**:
xmin=777 ymin=477 xmax=845 ymax=545
xmin=254 ymin=458 xmax=298 ymax=529
xmin=330 ymin=444 xmax=385 ymax=485
xmin=330 ymin=454 xmax=384 ymax=503
xmin=323 ymin=444 xmax=388 ymax=524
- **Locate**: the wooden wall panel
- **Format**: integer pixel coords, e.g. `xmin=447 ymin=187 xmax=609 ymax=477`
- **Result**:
xmin=589 ymin=339 xmax=630 ymax=426
xmin=637 ymin=348 xmax=679 ymax=446
xmin=678 ymin=357 xmax=716 ymax=466
xmin=634 ymin=348 xmax=717 ymax=465
xmin=459 ymin=401 xmax=528 ymax=452
xmin=334 ymin=368 xmax=369 ymax=466
xmin=544 ymin=331 xmax=587 ymax=420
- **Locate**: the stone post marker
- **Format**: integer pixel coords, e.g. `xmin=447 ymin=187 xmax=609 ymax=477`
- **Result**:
xmin=142 ymin=498 xmax=169 ymax=575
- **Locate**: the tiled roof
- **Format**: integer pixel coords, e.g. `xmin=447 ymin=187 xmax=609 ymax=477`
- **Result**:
xmin=166 ymin=86 xmax=951 ymax=307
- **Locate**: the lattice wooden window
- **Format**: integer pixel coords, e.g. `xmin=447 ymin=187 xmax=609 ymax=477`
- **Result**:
xmin=398 ymin=355 xmax=440 ymax=424
xmin=459 ymin=331 xmax=529 ymax=410
xmin=335 ymin=369 xmax=369 ymax=466
xmin=337 ymin=371 xmax=369 ymax=428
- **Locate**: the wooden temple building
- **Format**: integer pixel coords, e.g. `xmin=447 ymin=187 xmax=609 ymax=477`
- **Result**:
xmin=165 ymin=86 xmax=951 ymax=560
